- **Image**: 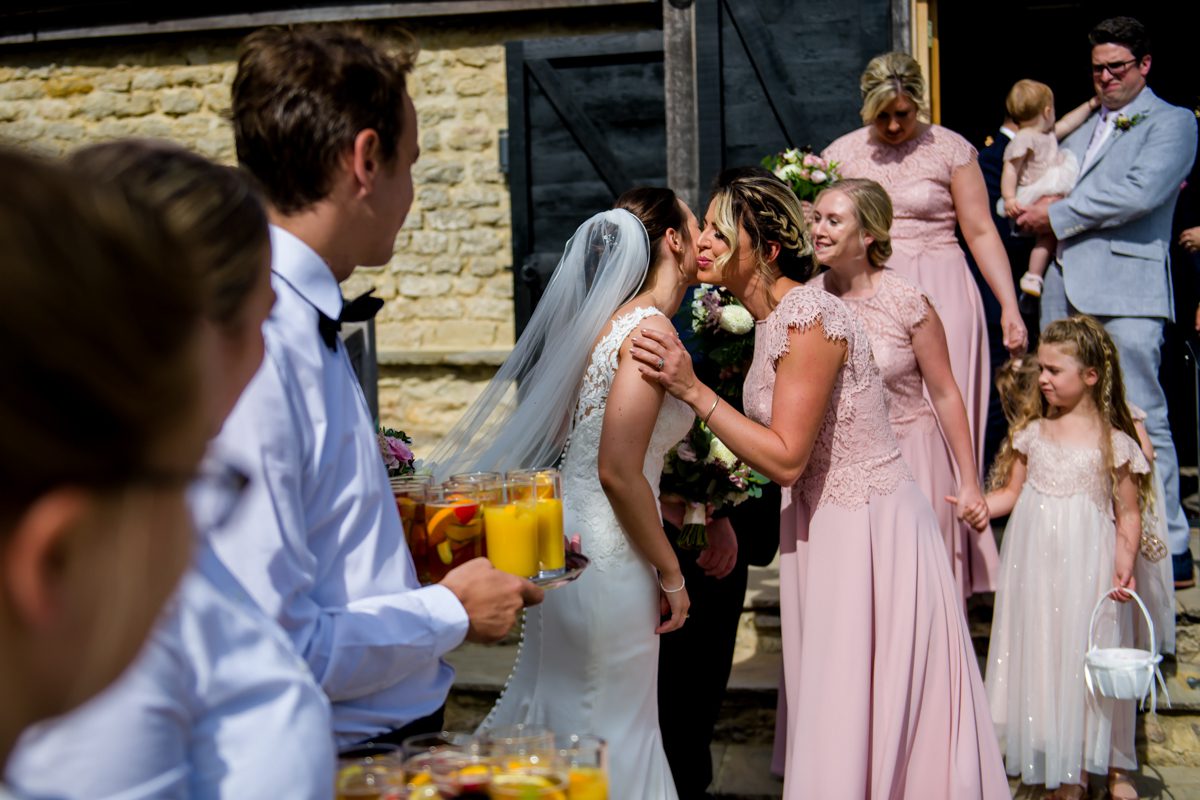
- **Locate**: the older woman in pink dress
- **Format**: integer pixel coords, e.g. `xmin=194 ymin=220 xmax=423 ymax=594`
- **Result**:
xmin=824 ymin=52 xmax=1028 ymax=476
xmin=811 ymin=179 xmax=999 ymax=601
xmin=632 ymin=167 xmax=1008 ymax=799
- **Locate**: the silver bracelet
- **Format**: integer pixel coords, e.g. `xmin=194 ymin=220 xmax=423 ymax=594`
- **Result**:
xmin=659 ymin=574 xmax=686 ymax=593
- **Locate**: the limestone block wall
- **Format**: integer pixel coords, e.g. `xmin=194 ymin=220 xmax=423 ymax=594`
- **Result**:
xmin=0 ymin=15 xmax=647 ymax=455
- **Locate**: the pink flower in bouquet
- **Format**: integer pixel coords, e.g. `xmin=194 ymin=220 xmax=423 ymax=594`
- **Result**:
xmin=676 ymin=441 xmax=698 ymax=462
xmin=730 ymin=473 xmax=747 ymax=490
xmin=386 ymin=436 xmax=413 ymax=465
xmin=810 ymin=169 xmax=828 ymax=184
xmin=802 ymin=153 xmax=823 ymax=169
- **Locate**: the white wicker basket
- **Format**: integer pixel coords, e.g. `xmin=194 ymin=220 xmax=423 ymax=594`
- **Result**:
xmin=1083 ymin=588 xmax=1169 ymax=713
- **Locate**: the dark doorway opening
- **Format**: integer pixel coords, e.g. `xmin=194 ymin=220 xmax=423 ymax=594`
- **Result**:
xmin=939 ymin=1 xmax=1200 ymax=479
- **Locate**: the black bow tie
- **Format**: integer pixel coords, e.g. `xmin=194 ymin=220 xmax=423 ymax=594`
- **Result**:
xmin=317 ymin=290 xmax=385 ymax=352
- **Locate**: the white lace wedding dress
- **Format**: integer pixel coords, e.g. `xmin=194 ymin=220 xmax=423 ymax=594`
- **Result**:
xmin=481 ymin=306 xmax=692 ymax=800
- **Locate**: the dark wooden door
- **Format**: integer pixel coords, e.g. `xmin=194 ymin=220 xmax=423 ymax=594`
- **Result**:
xmin=507 ymin=31 xmax=666 ymax=336
xmin=695 ymin=0 xmax=892 ymax=182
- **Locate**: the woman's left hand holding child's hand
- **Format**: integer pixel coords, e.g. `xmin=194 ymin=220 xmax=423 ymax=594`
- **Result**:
xmin=948 ymin=485 xmax=989 ymax=532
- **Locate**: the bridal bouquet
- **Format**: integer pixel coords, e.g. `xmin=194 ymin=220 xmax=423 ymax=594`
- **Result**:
xmin=761 ymin=146 xmax=841 ymax=202
xmin=661 ymin=420 xmax=768 ymax=549
xmin=689 ymin=283 xmax=756 ymax=403
xmin=377 ymin=426 xmax=417 ymax=477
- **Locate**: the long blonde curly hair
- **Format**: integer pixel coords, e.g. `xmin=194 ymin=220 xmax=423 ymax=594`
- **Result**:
xmin=989 ymin=316 xmax=1153 ymax=521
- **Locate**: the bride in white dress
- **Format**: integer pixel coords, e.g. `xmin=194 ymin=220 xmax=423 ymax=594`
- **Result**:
xmin=429 ymin=189 xmax=700 ymax=799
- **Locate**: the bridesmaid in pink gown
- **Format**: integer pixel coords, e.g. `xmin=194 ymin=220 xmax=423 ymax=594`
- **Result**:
xmin=823 ymin=52 xmax=1027 ymax=475
xmin=811 ymin=179 xmax=999 ymax=601
xmin=632 ymin=167 xmax=1008 ymax=799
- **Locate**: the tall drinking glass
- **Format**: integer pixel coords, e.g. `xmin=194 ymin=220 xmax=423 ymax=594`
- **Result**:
xmin=555 ymin=735 xmax=607 ymax=800
xmin=425 ymin=484 xmax=485 ymax=582
xmin=506 ymin=469 xmax=565 ymax=578
xmin=482 ymin=478 xmax=540 ymax=578
xmin=393 ymin=482 xmax=431 ymax=584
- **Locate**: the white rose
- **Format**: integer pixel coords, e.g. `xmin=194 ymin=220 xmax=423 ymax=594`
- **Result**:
xmin=776 ymin=163 xmax=802 ymax=182
xmin=810 ymin=169 xmax=828 ymax=184
xmin=707 ymin=438 xmax=738 ymax=470
xmin=718 ymin=304 xmax=754 ymax=335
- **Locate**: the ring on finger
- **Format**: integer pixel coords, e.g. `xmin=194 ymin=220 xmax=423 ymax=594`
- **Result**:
xmin=656 ymin=357 xmax=664 ymax=370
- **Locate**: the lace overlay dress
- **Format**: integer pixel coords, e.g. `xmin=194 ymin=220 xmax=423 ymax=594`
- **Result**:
xmin=749 ymin=287 xmax=1008 ymax=799
xmin=481 ymin=307 xmax=692 ymax=800
xmin=820 ymin=270 xmax=1000 ymax=600
xmin=985 ymin=421 xmax=1148 ymax=787
xmin=824 ymin=125 xmax=990 ymax=471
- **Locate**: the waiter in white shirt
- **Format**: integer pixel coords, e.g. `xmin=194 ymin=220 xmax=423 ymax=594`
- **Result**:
xmin=207 ymin=25 xmax=544 ymax=748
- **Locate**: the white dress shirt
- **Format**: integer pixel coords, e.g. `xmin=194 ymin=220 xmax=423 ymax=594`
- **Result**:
xmin=205 ymin=226 xmax=469 ymax=745
xmin=6 ymin=545 xmax=335 ymax=799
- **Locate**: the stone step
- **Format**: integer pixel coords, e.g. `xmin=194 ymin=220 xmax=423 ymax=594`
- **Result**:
xmin=705 ymin=744 xmax=1200 ymax=799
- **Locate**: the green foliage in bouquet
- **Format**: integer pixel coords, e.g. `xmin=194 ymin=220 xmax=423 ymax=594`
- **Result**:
xmin=761 ymin=146 xmax=841 ymax=203
xmin=687 ymin=284 xmax=756 ymax=406
xmin=660 ymin=420 xmax=768 ymax=550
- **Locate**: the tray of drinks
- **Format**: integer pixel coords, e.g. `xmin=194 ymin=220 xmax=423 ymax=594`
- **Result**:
xmin=337 ymin=727 xmax=608 ymax=799
xmin=393 ymin=469 xmax=588 ymax=588
xmin=530 ymin=549 xmax=588 ymax=589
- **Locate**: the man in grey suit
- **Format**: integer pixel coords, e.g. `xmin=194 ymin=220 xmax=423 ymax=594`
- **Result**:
xmin=1019 ymin=16 xmax=1198 ymax=587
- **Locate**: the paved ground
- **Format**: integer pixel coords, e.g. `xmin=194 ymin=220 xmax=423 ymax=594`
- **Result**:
xmin=445 ymin=528 xmax=1200 ymax=799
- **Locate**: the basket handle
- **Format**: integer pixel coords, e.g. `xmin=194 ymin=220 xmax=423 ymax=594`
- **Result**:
xmin=1086 ymin=587 xmax=1156 ymax=657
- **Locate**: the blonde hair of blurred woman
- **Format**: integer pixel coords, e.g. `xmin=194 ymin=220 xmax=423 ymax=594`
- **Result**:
xmin=859 ymin=51 xmax=929 ymax=125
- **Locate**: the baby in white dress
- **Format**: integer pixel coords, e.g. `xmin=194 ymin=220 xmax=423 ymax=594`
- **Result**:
xmin=999 ymin=79 xmax=1099 ymax=300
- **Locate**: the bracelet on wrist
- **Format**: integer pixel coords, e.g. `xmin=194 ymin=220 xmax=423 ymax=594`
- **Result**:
xmin=702 ymin=396 xmax=720 ymax=427
xmin=658 ymin=574 xmax=686 ymax=593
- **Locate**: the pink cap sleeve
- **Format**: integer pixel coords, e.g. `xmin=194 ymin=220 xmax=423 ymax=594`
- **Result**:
xmin=763 ymin=286 xmax=853 ymax=364
xmin=939 ymin=126 xmax=979 ymax=172
xmin=1112 ymin=429 xmax=1151 ymax=475
xmin=1011 ymin=419 xmax=1039 ymax=455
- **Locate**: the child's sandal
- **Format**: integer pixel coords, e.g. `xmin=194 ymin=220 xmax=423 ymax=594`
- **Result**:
xmin=1107 ymin=770 xmax=1139 ymax=799
xmin=1020 ymin=272 xmax=1044 ymax=297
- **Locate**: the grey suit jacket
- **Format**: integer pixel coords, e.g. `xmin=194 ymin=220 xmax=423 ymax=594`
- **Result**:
xmin=1049 ymin=86 xmax=1197 ymax=321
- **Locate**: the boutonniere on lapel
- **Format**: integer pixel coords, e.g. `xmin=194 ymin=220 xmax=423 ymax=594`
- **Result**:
xmin=1113 ymin=112 xmax=1147 ymax=132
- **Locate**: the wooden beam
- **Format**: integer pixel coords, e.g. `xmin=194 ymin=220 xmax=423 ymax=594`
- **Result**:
xmin=525 ymin=57 xmax=634 ymax=197
xmin=0 ymin=0 xmax=655 ymax=46
xmin=694 ymin=0 xmax=723 ymax=186
xmin=663 ymin=0 xmax=699 ymax=210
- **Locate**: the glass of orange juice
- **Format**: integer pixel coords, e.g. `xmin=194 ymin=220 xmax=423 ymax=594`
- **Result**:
xmin=506 ymin=469 xmax=566 ymax=579
xmin=335 ymin=754 xmax=406 ymax=800
xmin=482 ymin=478 xmax=540 ymax=578
xmin=555 ymin=735 xmax=607 ymax=800
xmin=425 ymin=485 xmax=485 ymax=582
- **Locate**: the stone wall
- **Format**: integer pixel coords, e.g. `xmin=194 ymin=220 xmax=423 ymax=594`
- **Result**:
xmin=0 ymin=13 xmax=650 ymax=454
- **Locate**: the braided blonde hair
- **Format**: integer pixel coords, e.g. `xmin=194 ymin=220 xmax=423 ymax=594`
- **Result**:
xmin=989 ymin=316 xmax=1153 ymax=523
xmin=859 ymin=51 xmax=929 ymax=125
xmin=708 ymin=166 xmax=815 ymax=309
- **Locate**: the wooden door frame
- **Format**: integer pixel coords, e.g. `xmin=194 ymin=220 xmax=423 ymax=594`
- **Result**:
xmin=910 ymin=0 xmax=940 ymax=123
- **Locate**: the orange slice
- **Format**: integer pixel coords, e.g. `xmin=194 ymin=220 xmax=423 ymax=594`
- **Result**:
xmin=444 ymin=522 xmax=481 ymax=543
xmin=436 ymin=539 xmax=454 ymax=564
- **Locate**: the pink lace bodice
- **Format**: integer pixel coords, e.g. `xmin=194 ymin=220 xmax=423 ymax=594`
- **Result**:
xmin=743 ymin=286 xmax=912 ymax=510
xmin=817 ymin=270 xmax=936 ymax=436
xmin=823 ymin=125 xmax=977 ymax=249
xmin=1013 ymin=420 xmax=1150 ymax=519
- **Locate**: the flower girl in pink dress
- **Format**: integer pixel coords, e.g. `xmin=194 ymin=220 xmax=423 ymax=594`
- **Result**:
xmin=982 ymin=316 xmax=1153 ymax=800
